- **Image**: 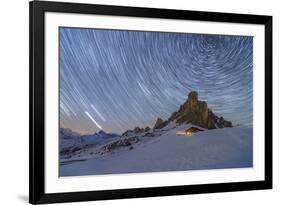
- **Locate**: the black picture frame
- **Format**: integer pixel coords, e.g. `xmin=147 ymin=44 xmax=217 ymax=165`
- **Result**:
xmin=29 ymin=1 xmax=272 ymax=204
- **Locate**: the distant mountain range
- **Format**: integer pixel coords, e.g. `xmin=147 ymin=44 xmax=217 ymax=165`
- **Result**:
xmin=60 ymin=128 xmax=120 ymax=157
xmin=60 ymin=128 xmax=120 ymax=140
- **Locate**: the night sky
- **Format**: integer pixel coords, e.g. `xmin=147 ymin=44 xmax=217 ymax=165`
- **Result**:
xmin=59 ymin=27 xmax=253 ymax=134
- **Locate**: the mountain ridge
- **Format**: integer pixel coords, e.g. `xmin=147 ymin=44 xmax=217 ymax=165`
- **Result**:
xmin=154 ymin=91 xmax=232 ymax=130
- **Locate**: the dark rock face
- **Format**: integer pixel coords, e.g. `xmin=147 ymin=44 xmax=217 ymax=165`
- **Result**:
xmin=168 ymin=91 xmax=232 ymax=129
xmin=122 ymin=126 xmax=151 ymax=137
xmin=144 ymin=132 xmax=154 ymax=137
xmin=121 ymin=129 xmax=133 ymax=137
xmin=99 ymin=137 xmax=140 ymax=154
xmin=153 ymin=118 xmax=168 ymax=129
xmin=144 ymin=126 xmax=150 ymax=132
xmin=133 ymin=127 xmax=144 ymax=133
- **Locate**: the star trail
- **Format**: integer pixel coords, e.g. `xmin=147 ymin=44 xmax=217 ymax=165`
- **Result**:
xmin=59 ymin=27 xmax=253 ymax=134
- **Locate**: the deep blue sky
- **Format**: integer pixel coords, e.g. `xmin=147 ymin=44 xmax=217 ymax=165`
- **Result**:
xmin=59 ymin=27 xmax=253 ymax=134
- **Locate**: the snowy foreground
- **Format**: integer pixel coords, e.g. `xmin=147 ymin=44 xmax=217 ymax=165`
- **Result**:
xmin=60 ymin=124 xmax=252 ymax=177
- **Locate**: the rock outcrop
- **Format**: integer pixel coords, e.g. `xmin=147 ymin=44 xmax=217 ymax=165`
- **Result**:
xmin=122 ymin=126 xmax=151 ymax=137
xmin=133 ymin=127 xmax=144 ymax=133
xmin=168 ymin=91 xmax=232 ymax=129
xmin=144 ymin=126 xmax=150 ymax=132
xmin=153 ymin=118 xmax=168 ymax=129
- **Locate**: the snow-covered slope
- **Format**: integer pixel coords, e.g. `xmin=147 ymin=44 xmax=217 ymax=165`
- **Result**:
xmin=60 ymin=124 xmax=252 ymax=176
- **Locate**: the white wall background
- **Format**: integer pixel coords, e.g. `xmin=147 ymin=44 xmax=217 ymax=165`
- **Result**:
xmin=0 ymin=0 xmax=279 ymax=204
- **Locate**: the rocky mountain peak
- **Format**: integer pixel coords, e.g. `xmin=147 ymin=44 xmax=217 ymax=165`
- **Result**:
xmin=169 ymin=91 xmax=232 ymax=129
xmin=188 ymin=91 xmax=198 ymax=102
xmin=153 ymin=118 xmax=168 ymax=129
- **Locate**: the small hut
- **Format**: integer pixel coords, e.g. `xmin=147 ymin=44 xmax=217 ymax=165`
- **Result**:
xmin=176 ymin=126 xmax=203 ymax=136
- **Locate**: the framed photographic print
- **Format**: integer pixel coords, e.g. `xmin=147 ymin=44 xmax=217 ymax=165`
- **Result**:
xmin=29 ymin=0 xmax=272 ymax=204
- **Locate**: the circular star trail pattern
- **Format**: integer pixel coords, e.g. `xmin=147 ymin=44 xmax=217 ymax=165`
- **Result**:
xmin=60 ymin=28 xmax=253 ymax=134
